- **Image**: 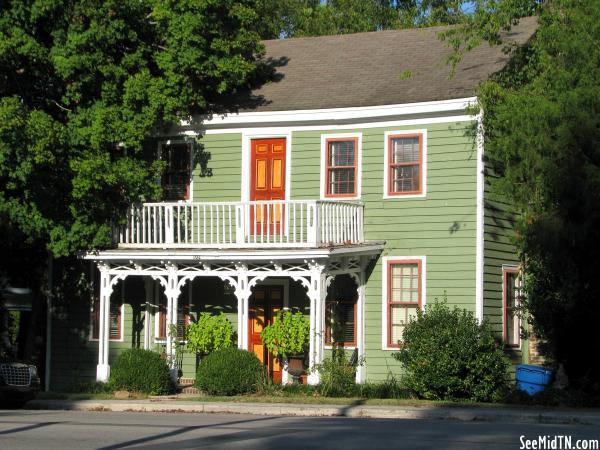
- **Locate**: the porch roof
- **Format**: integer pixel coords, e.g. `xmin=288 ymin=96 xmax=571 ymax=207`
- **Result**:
xmin=82 ymin=241 xmax=385 ymax=263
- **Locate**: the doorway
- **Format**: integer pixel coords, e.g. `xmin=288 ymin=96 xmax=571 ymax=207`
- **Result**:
xmin=248 ymin=285 xmax=283 ymax=382
xmin=250 ymin=138 xmax=286 ymax=235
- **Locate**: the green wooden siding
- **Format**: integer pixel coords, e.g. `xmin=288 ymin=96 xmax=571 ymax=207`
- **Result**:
xmin=290 ymin=122 xmax=479 ymax=380
xmin=483 ymin=175 xmax=527 ymax=364
xmin=51 ymin=116 xmax=523 ymax=387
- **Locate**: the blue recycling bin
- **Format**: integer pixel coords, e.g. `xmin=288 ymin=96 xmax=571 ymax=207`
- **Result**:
xmin=515 ymin=364 xmax=554 ymax=395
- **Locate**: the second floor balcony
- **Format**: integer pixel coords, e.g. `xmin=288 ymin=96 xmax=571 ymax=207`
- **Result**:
xmin=115 ymin=200 xmax=364 ymax=249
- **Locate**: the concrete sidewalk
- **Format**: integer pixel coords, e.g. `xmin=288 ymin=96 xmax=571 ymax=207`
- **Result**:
xmin=25 ymin=398 xmax=600 ymax=426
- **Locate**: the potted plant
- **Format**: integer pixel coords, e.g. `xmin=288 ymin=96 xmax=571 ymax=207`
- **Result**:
xmin=186 ymin=312 xmax=234 ymax=367
xmin=260 ymin=311 xmax=310 ymax=382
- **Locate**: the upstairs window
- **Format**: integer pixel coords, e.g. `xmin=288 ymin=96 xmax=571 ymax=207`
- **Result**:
xmin=385 ymin=133 xmax=425 ymax=197
xmin=503 ymin=267 xmax=523 ymax=347
xmin=324 ymin=137 xmax=359 ymax=198
xmin=161 ymin=142 xmax=192 ymax=201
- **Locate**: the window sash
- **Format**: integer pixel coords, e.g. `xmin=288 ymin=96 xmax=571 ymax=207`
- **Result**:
xmin=157 ymin=295 xmax=189 ymax=341
xmin=162 ymin=142 xmax=192 ymax=201
xmin=388 ymin=135 xmax=422 ymax=195
xmin=504 ymin=270 xmax=522 ymax=347
xmin=325 ymin=138 xmax=357 ymax=197
xmin=388 ymin=261 xmax=421 ymax=347
xmin=325 ymin=300 xmax=356 ymax=346
xmin=92 ymin=299 xmax=121 ymax=341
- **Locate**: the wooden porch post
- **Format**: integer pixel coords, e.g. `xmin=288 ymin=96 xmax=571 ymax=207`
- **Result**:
xmin=143 ymin=278 xmax=153 ymax=350
xmin=307 ymin=267 xmax=326 ymax=385
xmin=96 ymin=264 xmax=111 ymax=382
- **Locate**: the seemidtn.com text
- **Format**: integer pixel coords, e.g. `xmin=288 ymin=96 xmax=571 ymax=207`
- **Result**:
xmin=520 ymin=436 xmax=599 ymax=450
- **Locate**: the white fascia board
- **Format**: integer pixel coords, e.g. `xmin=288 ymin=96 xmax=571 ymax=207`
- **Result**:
xmin=81 ymin=243 xmax=384 ymax=262
xmin=181 ymin=97 xmax=477 ymax=130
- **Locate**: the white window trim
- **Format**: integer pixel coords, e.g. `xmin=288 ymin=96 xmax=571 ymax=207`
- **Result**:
xmin=502 ymin=265 xmax=522 ymax=350
xmin=240 ymin=131 xmax=292 ymax=204
xmin=158 ymin=139 xmax=195 ymax=202
xmin=320 ymin=132 xmax=362 ymax=200
xmin=383 ymin=129 xmax=427 ymax=199
xmin=381 ymin=255 xmax=427 ymax=351
xmin=89 ymin=284 xmax=125 ymax=343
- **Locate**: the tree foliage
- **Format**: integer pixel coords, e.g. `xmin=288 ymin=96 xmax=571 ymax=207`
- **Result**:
xmin=255 ymin=0 xmax=485 ymax=39
xmin=475 ymin=0 xmax=600 ymax=387
xmin=0 ymin=0 xmax=263 ymax=257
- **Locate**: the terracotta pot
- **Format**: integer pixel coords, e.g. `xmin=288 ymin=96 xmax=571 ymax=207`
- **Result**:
xmin=287 ymin=356 xmax=305 ymax=379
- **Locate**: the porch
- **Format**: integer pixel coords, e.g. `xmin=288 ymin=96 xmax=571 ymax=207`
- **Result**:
xmin=115 ymin=200 xmax=364 ymax=248
xmin=84 ymin=245 xmax=383 ymax=386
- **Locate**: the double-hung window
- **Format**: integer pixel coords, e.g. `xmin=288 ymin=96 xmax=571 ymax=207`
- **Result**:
xmin=385 ymin=259 xmax=423 ymax=348
xmin=91 ymin=278 xmax=122 ymax=341
xmin=503 ymin=267 xmax=522 ymax=347
xmin=156 ymin=283 xmax=191 ymax=341
xmin=324 ymin=136 xmax=360 ymax=198
xmin=161 ymin=142 xmax=192 ymax=201
xmin=384 ymin=132 xmax=426 ymax=198
xmin=324 ymin=275 xmax=358 ymax=347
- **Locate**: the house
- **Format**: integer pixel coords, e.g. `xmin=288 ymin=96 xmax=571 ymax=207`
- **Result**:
xmin=48 ymin=18 xmax=537 ymax=390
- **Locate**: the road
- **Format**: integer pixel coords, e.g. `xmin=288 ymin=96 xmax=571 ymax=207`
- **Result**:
xmin=0 ymin=410 xmax=598 ymax=449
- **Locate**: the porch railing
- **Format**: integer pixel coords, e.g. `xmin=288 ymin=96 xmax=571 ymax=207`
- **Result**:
xmin=115 ymin=200 xmax=364 ymax=248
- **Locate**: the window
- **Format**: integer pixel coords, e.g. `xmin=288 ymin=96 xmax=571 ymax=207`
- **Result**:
xmin=325 ymin=301 xmax=356 ymax=346
xmin=384 ymin=131 xmax=426 ymax=198
xmin=503 ymin=268 xmax=522 ymax=347
xmin=324 ymin=137 xmax=359 ymax=198
xmin=156 ymin=291 xmax=190 ymax=341
xmin=385 ymin=259 xmax=423 ymax=348
xmin=91 ymin=285 xmax=122 ymax=341
xmin=161 ymin=142 xmax=192 ymax=201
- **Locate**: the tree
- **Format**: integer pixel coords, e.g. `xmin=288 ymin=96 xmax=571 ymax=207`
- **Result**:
xmin=254 ymin=0 xmax=476 ymax=39
xmin=0 ymin=0 xmax=265 ymax=360
xmin=473 ymin=0 xmax=600 ymax=388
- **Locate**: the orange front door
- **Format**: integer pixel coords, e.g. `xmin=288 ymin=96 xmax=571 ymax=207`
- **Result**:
xmin=248 ymin=286 xmax=283 ymax=382
xmin=250 ymin=138 xmax=286 ymax=235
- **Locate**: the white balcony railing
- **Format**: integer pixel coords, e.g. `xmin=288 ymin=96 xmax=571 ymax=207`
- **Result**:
xmin=116 ymin=200 xmax=364 ymax=248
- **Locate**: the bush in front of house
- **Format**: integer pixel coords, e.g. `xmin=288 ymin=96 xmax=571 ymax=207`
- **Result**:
xmin=195 ymin=347 xmax=264 ymax=395
xmin=393 ymin=300 xmax=509 ymax=402
xmin=316 ymin=347 xmax=358 ymax=397
xmin=109 ymin=348 xmax=173 ymax=395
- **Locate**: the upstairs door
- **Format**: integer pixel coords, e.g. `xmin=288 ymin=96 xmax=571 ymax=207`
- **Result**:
xmin=248 ymin=286 xmax=283 ymax=382
xmin=250 ymin=138 xmax=286 ymax=236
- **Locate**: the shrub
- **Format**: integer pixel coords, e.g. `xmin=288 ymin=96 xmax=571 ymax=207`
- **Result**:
xmin=109 ymin=348 xmax=173 ymax=395
xmin=316 ymin=347 xmax=357 ymax=397
xmin=261 ymin=311 xmax=309 ymax=359
xmin=393 ymin=300 xmax=509 ymax=402
xmin=186 ymin=312 xmax=233 ymax=356
xmin=195 ymin=347 xmax=264 ymax=395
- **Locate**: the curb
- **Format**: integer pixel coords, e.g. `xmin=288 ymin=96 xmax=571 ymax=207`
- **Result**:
xmin=25 ymin=400 xmax=600 ymax=426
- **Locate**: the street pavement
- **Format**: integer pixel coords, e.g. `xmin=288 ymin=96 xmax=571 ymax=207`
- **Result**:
xmin=0 ymin=409 xmax=599 ymax=450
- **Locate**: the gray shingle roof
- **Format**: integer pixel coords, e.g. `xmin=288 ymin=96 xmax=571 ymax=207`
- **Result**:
xmin=235 ymin=17 xmax=536 ymax=112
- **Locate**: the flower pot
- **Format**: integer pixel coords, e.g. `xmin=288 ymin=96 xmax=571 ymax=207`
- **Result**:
xmin=287 ymin=356 xmax=305 ymax=381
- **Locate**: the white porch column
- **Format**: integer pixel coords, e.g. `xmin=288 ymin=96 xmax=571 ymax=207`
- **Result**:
xmin=308 ymin=266 xmax=326 ymax=385
xmin=165 ymin=265 xmax=179 ymax=381
xmin=233 ymin=272 xmax=250 ymax=350
xmin=143 ymin=278 xmax=153 ymax=350
xmin=355 ymin=261 xmax=367 ymax=383
xmin=96 ymin=265 xmax=111 ymax=382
